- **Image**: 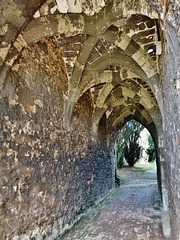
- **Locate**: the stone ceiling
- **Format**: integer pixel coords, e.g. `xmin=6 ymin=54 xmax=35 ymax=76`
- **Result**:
xmin=0 ymin=0 xmax=164 ymax=140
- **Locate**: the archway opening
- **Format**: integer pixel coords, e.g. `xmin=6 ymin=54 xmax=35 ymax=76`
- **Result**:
xmin=116 ymin=120 xmax=156 ymax=168
xmin=115 ymin=119 xmax=160 ymax=192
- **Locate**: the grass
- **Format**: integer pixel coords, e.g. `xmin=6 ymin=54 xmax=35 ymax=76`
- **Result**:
xmin=121 ymin=161 xmax=156 ymax=172
xmin=117 ymin=161 xmax=157 ymax=182
xmin=119 ymin=176 xmax=128 ymax=183
xmin=134 ymin=161 xmax=156 ymax=171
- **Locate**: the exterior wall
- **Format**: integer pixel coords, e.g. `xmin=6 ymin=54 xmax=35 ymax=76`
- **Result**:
xmin=161 ymin=1 xmax=180 ymax=239
xmin=163 ymin=20 xmax=180 ymax=239
xmin=0 ymin=37 xmax=114 ymax=240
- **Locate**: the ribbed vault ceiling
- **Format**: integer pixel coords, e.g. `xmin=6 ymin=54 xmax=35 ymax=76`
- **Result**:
xmin=0 ymin=0 xmax=163 ymax=139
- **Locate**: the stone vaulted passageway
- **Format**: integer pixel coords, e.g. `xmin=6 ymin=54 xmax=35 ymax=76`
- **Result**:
xmin=0 ymin=0 xmax=179 ymax=240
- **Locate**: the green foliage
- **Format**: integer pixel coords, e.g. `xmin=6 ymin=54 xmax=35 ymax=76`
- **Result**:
xmin=124 ymin=141 xmax=141 ymax=167
xmin=146 ymin=135 xmax=156 ymax=162
xmin=116 ymin=120 xmax=144 ymax=167
xmin=117 ymin=151 xmax=124 ymax=168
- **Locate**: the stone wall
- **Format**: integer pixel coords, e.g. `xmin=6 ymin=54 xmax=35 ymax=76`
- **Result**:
xmin=162 ymin=2 xmax=180 ymax=239
xmin=0 ymin=37 xmax=114 ymax=240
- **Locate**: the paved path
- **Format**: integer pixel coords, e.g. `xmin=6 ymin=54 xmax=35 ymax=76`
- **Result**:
xmin=60 ymin=167 xmax=170 ymax=240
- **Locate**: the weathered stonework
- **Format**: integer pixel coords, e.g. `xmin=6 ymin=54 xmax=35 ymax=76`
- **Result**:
xmin=0 ymin=0 xmax=180 ymax=239
xmin=0 ymin=37 xmax=113 ymax=240
xmin=161 ymin=2 xmax=180 ymax=239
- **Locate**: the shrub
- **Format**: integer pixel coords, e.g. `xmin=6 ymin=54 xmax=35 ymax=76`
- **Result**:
xmin=124 ymin=141 xmax=141 ymax=167
xmin=146 ymin=135 xmax=156 ymax=162
xmin=116 ymin=120 xmax=144 ymax=167
xmin=117 ymin=151 xmax=124 ymax=168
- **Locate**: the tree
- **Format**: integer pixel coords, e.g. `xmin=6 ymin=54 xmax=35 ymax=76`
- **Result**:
xmin=117 ymin=151 xmax=124 ymax=168
xmin=116 ymin=120 xmax=144 ymax=167
xmin=124 ymin=141 xmax=141 ymax=167
xmin=146 ymin=135 xmax=156 ymax=162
